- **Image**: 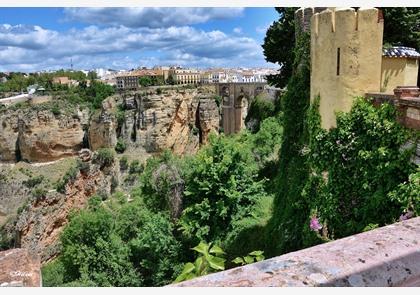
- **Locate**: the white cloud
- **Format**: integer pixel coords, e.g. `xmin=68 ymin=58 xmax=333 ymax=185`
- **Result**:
xmin=256 ymin=23 xmax=271 ymax=34
xmin=233 ymin=27 xmax=242 ymax=34
xmin=63 ymin=8 xmax=245 ymax=28
xmin=0 ymin=23 xmax=271 ymax=71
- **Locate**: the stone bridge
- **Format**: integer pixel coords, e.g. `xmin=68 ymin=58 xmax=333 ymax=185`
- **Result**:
xmin=216 ymin=82 xmax=267 ymax=135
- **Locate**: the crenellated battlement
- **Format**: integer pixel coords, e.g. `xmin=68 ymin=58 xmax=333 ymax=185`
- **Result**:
xmin=295 ymin=7 xmax=327 ymax=33
xmin=310 ymin=8 xmax=384 ymax=129
xmin=311 ymin=8 xmax=383 ymax=36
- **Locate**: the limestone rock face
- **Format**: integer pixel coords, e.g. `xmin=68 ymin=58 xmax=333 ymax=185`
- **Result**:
xmin=118 ymin=88 xmax=219 ymax=155
xmin=18 ymin=110 xmax=86 ymax=162
xmin=0 ymin=176 xmax=30 ymax=225
xmin=15 ymin=152 xmax=118 ymax=262
xmin=0 ymin=248 xmax=41 ymax=287
xmin=0 ymin=110 xmax=22 ymax=162
xmin=0 ymin=107 xmax=89 ymax=163
xmin=88 ymin=110 xmax=117 ymax=150
xmin=0 ymin=88 xmax=219 ymax=163
xmin=198 ymin=97 xmax=220 ymax=144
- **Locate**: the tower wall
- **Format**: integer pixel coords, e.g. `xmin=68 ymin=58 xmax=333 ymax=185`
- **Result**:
xmin=310 ymin=8 xmax=384 ymax=129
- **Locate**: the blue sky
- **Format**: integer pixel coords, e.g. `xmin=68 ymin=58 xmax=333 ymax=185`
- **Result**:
xmin=0 ymin=8 xmax=280 ymax=72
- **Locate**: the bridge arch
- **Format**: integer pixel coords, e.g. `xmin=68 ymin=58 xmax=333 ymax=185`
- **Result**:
xmin=217 ymin=82 xmax=267 ymax=134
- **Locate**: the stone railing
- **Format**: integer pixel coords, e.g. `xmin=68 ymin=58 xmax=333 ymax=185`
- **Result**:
xmin=366 ymin=86 xmax=420 ymax=130
xmin=171 ymin=217 xmax=420 ymax=287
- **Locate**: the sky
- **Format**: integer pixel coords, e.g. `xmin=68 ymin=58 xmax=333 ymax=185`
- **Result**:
xmin=0 ymin=7 xmax=280 ymax=72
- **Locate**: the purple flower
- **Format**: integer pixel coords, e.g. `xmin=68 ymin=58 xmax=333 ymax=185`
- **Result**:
xmin=399 ymin=211 xmax=414 ymax=221
xmin=310 ymin=216 xmax=323 ymax=231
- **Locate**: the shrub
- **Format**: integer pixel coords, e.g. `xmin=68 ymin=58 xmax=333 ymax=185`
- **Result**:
xmin=388 ymin=167 xmax=420 ymax=217
xmin=245 ymin=94 xmax=276 ymax=133
xmin=129 ymin=160 xmax=143 ymax=175
xmin=192 ymin=126 xmax=199 ymax=136
xmin=213 ymin=95 xmax=222 ymax=108
xmin=56 ymin=165 xmax=79 ymax=193
xmin=303 ymin=97 xmax=416 ymax=244
xmin=232 ymin=250 xmax=265 ymax=266
xmin=174 ymin=241 xmax=225 ymax=283
xmin=23 ymin=175 xmax=45 ymax=188
xmin=32 ymin=187 xmax=47 ymax=200
xmin=51 ymin=104 xmax=61 ymax=116
xmin=120 ymin=156 xmax=128 ymax=171
xmin=41 ymin=259 xmax=65 ymax=287
xmin=60 ymin=208 xmax=141 ymax=286
xmin=115 ymin=139 xmax=126 ymax=154
xmin=138 ymin=151 xmax=184 ymax=216
xmin=76 ymin=159 xmax=90 ymax=174
xmin=121 ymin=207 xmax=183 ymax=286
xmin=116 ymin=106 xmax=125 ymax=127
xmin=94 ymin=148 xmax=115 ymax=168
xmin=179 ymin=134 xmax=268 ymax=243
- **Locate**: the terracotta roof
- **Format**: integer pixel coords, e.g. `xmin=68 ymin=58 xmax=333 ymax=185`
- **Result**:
xmin=382 ymin=46 xmax=420 ymax=59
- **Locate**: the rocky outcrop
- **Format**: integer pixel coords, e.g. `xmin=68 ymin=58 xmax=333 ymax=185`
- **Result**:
xmin=117 ymin=88 xmax=220 ymax=154
xmin=0 ymin=111 xmax=21 ymax=162
xmin=0 ymin=88 xmax=220 ymax=163
xmin=14 ymin=150 xmax=118 ymax=262
xmin=198 ymin=97 xmax=220 ymax=144
xmin=0 ymin=174 xmax=30 ymax=225
xmin=0 ymin=107 xmax=89 ymax=163
xmin=18 ymin=110 xmax=86 ymax=162
xmin=0 ymin=248 xmax=41 ymax=287
xmin=88 ymin=111 xmax=117 ymax=150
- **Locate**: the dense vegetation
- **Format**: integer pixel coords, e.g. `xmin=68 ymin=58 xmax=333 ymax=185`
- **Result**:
xmin=25 ymin=6 xmax=420 ymax=287
xmin=42 ymin=117 xmax=283 ymax=286
xmin=0 ymin=70 xmax=97 ymax=93
xmin=382 ymin=7 xmax=420 ymax=50
xmin=0 ymin=70 xmax=114 ymax=111
xmin=263 ymin=7 xmax=419 ymax=256
xmin=262 ymin=7 xmax=297 ymax=88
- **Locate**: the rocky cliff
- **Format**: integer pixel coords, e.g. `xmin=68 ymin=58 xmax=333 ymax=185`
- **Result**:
xmin=0 ymin=86 xmax=220 ymax=262
xmin=0 ymin=87 xmax=220 ymax=164
xmin=89 ymin=88 xmax=220 ymax=155
xmin=14 ymin=149 xmax=119 ymax=262
xmin=0 ymin=104 xmax=89 ymax=163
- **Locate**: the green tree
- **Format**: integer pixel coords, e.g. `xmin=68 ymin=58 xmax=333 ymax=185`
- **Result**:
xmin=179 ymin=134 xmax=268 ymax=243
xmin=166 ymin=75 xmax=175 ymax=85
xmin=138 ymin=151 xmax=184 ymax=218
xmin=81 ymin=80 xmax=115 ymax=110
xmin=303 ymin=97 xmax=417 ymax=245
xmin=119 ymin=205 xmax=183 ymax=286
xmin=382 ymin=8 xmax=420 ymax=50
xmin=87 ymin=71 xmax=98 ymax=81
xmin=59 ymin=208 xmax=141 ymax=286
xmin=250 ymin=116 xmax=283 ymax=180
xmin=265 ymin=29 xmax=311 ymax=256
xmin=139 ymin=76 xmax=153 ymax=87
xmin=245 ymin=94 xmax=276 ymax=133
xmin=262 ymin=8 xmax=297 ymax=88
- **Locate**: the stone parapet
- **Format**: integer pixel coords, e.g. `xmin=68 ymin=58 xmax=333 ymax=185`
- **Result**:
xmin=366 ymin=86 xmax=420 ymax=130
xmin=170 ymin=217 xmax=420 ymax=287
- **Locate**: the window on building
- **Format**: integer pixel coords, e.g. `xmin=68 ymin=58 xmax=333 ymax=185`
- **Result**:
xmin=337 ymin=48 xmax=341 ymax=76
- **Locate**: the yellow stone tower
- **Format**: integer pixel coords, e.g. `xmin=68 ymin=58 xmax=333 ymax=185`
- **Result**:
xmin=310 ymin=8 xmax=384 ymax=129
